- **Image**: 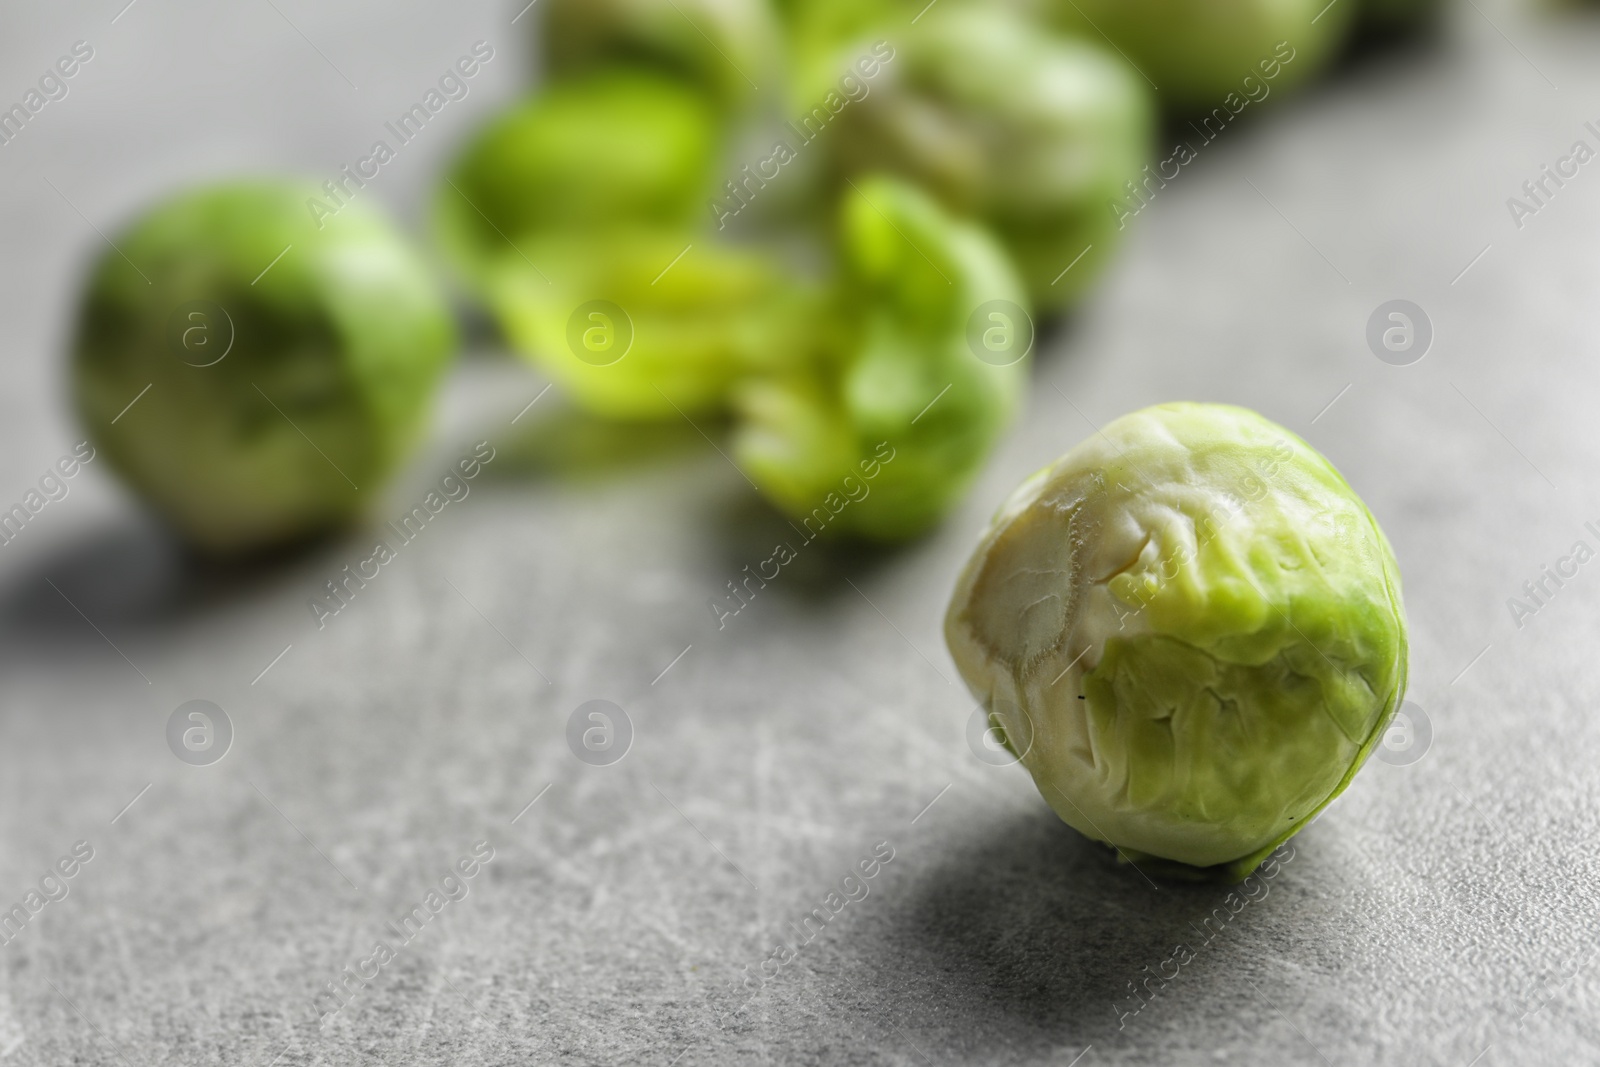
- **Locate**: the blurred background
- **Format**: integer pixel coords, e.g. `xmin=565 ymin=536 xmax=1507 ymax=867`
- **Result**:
xmin=3 ymin=0 xmax=1600 ymax=1064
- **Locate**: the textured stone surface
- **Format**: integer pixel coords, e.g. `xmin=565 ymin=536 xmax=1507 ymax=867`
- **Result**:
xmin=1 ymin=2 xmax=1599 ymax=1065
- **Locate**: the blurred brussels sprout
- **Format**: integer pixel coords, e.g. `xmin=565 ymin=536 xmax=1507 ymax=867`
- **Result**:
xmin=436 ymin=70 xmax=720 ymax=286
xmin=1044 ymin=0 xmax=1356 ymax=113
xmin=777 ymin=0 xmax=909 ymax=79
xmin=73 ymin=181 xmax=456 ymax=556
xmin=945 ymin=403 xmax=1408 ymax=880
xmin=488 ymin=230 xmax=804 ymax=420
xmin=821 ymin=6 xmax=1153 ymax=312
xmin=541 ymin=0 xmax=780 ymax=113
xmin=734 ymin=175 xmax=1031 ymax=541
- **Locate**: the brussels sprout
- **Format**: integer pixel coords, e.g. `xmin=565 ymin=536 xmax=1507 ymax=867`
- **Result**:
xmin=733 ymin=176 xmax=1031 ymax=541
xmin=1042 ymin=0 xmax=1355 ymax=113
xmin=945 ymin=403 xmax=1407 ymax=880
xmin=73 ymin=181 xmax=456 ymax=556
xmin=540 ymin=0 xmax=780 ymax=114
xmin=821 ymin=6 xmax=1153 ymax=312
xmin=487 ymin=230 xmax=805 ymax=419
xmin=436 ymin=70 xmax=720 ymax=287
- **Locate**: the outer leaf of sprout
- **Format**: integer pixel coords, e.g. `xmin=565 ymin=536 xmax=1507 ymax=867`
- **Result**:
xmin=488 ymin=231 xmax=806 ymax=420
xmin=733 ymin=175 xmax=1031 ymax=541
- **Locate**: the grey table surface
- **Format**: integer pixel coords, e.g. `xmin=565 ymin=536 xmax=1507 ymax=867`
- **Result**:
xmin=2 ymin=2 xmax=1599 ymax=1065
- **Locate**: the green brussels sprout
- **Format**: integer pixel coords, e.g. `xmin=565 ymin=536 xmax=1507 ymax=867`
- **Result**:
xmin=487 ymin=229 xmax=804 ymax=419
xmin=945 ymin=403 xmax=1408 ymax=880
xmin=436 ymin=70 xmax=720 ymax=287
xmin=1043 ymin=0 xmax=1355 ymax=113
xmin=540 ymin=0 xmax=780 ymax=114
xmin=73 ymin=181 xmax=456 ymax=556
xmin=733 ymin=175 xmax=1031 ymax=541
xmin=821 ymin=6 xmax=1153 ymax=312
